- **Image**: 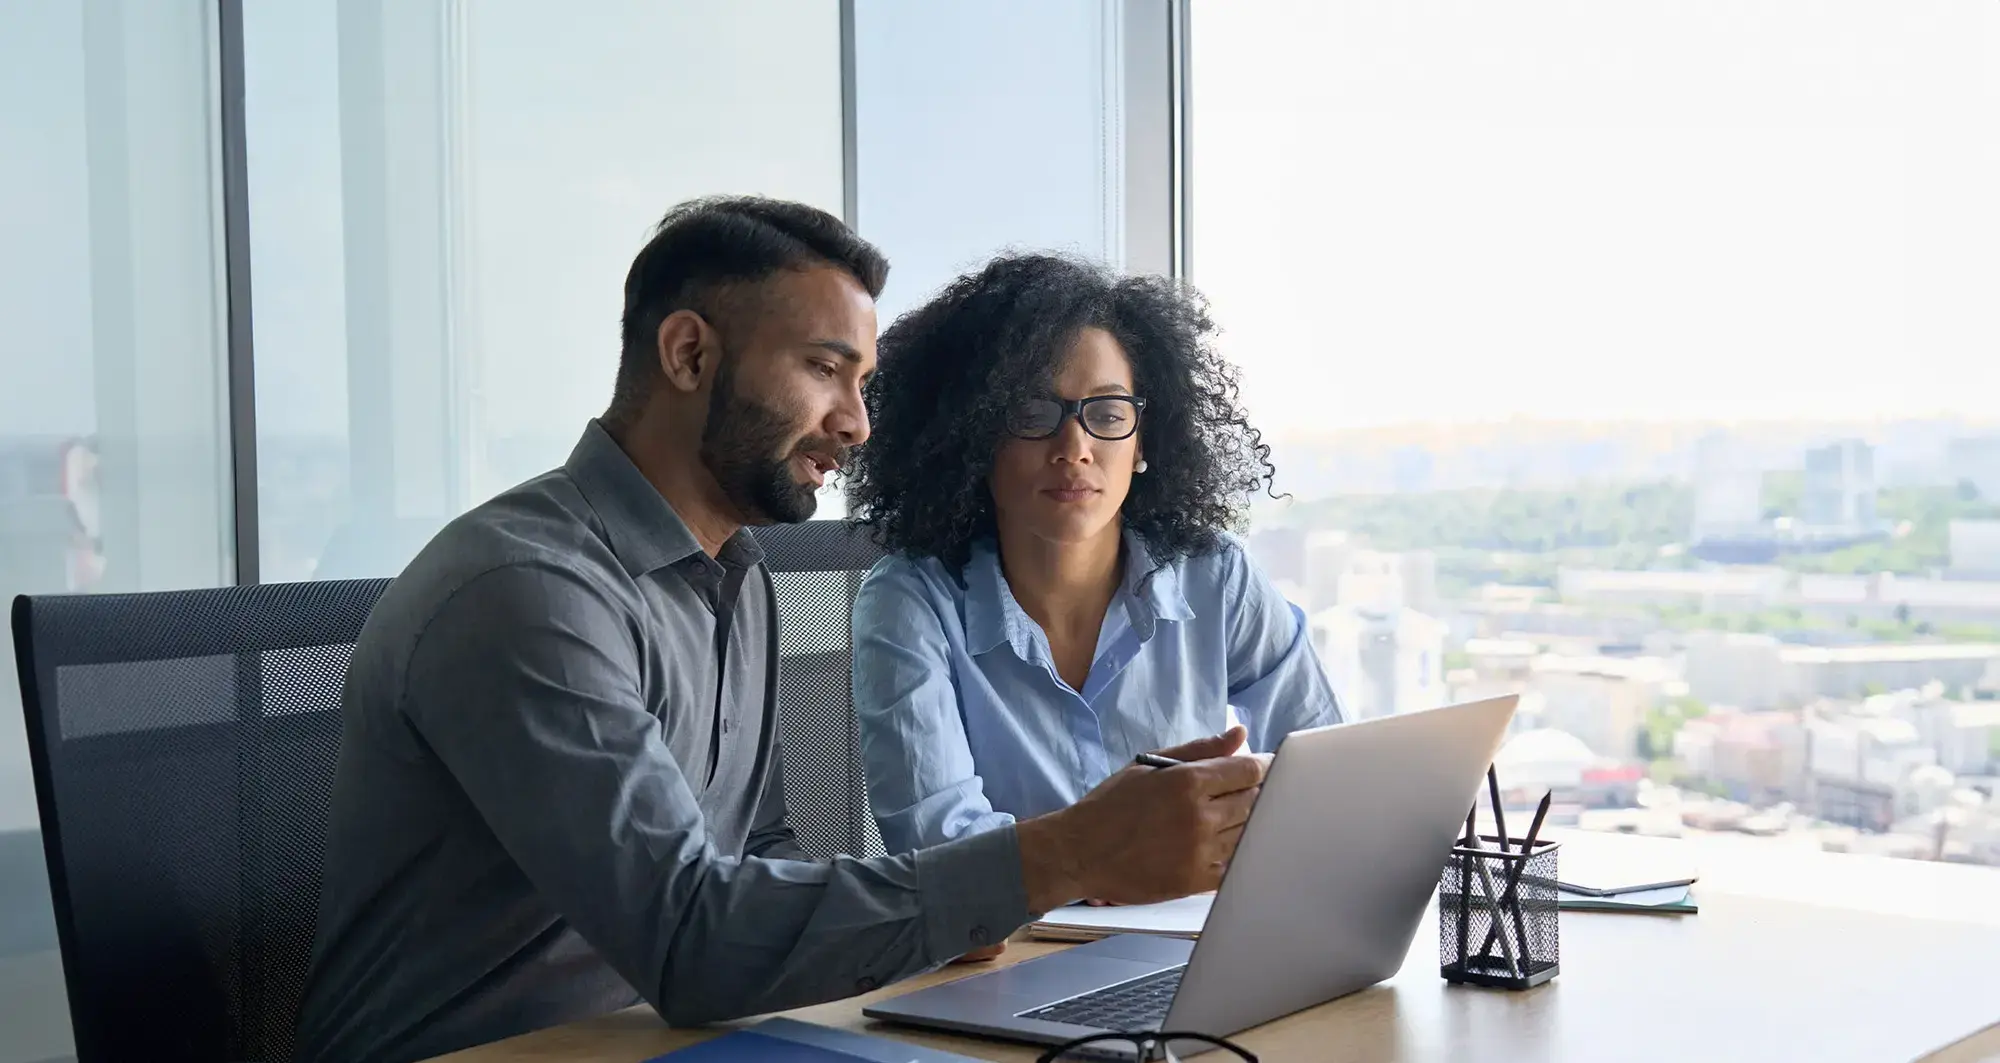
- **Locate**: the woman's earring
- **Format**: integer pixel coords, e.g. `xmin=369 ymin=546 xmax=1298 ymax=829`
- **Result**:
xmin=1135 ymin=459 xmax=1149 ymax=474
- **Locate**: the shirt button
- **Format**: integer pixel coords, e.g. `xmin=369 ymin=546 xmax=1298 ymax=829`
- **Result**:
xmin=856 ymin=975 xmax=880 ymax=993
xmin=969 ymin=925 xmax=991 ymax=947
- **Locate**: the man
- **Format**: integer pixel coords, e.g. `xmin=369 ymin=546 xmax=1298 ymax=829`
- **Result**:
xmin=293 ymin=196 xmax=1265 ymax=1063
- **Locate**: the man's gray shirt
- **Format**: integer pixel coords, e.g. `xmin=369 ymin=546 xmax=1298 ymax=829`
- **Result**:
xmin=294 ymin=422 xmax=1031 ymax=1063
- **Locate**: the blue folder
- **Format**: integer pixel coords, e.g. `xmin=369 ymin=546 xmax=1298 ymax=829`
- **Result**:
xmin=647 ymin=1017 xmax=988 ymax=1062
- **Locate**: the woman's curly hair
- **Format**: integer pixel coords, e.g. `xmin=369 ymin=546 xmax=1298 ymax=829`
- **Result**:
xmin=846 ymin=253 xmax=1277 ymax=572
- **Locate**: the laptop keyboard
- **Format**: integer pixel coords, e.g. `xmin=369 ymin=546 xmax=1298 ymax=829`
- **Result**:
xmin=1020 ymin=965 xmax=1185 ymax=1030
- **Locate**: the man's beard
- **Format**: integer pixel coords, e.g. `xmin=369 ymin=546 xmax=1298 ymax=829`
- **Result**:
xmin=700 ymin=357 xmax=844 ymax=525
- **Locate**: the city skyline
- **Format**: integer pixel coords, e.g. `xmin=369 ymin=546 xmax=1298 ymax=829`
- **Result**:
xmin=1247 ymin=415 xmax=2000 ymax=511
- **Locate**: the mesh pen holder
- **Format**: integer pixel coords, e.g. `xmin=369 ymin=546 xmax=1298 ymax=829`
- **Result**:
xmin=1439 ymin=836 xmax=1560 ymax=990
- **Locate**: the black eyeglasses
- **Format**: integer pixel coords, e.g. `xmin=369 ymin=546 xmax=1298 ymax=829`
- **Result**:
xmin=1036 ymin=1031 xmax=1256 ymax=1062
xmin=1006 ymin=395 xmax=1147 ymax=441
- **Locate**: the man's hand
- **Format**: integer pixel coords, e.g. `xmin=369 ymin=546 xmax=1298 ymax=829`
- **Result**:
xmin=1015 ymin=726 xmax=1265 ymax=913
xmin=951 ymin=941 xmax=1008 ymax=964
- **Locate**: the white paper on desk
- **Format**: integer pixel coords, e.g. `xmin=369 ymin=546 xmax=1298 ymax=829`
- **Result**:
xmin=1555 ymin=842 xmax=1699 ymax=896
xmin=1030 ymin=894 xmax=1214 ymax=939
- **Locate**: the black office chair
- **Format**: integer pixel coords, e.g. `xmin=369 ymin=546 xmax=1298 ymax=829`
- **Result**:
xmin=755 ymin=520 xmax=890 ymax=859
xmin=10 ymin=578 xmax=390 ymax=1063
xmin=10 ymin=522 xmax=884 ymax=1062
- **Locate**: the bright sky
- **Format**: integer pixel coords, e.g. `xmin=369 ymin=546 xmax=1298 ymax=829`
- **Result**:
xmin=1192 ymin=1 xmax=2000 ymax=434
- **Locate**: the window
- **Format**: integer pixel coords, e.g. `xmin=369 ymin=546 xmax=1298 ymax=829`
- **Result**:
xmin=1195 ymin=3 xmax=2000 ymax=868
xmin=0 ymin=2 xmax=234 ymax=1059
xmin=834 ymin=0 xmax=1169 ymax=520
xmin=852 ymin=0 xmax=1141 ymax=318
xmin=244 ymin=0 xmax=846 ymax=581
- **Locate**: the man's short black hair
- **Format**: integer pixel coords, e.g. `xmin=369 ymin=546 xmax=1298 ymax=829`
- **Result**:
xmin=607 ymin=195 xmax=888 ymax=427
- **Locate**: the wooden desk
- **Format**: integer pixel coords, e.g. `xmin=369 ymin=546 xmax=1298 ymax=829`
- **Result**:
xmin=435 ymin=887 xmax=2000 ymax=1063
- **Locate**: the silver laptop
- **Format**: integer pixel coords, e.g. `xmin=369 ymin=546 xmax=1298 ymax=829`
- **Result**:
xmin=863 ymin=695 xmax=1519 ymax=1059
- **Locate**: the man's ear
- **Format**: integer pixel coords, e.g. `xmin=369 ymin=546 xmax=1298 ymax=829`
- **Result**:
xmin=655 ymin=309 xmax=716 ymax=394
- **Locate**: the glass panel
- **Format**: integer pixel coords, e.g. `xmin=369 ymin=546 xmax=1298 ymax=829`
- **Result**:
xmin=245 ymin=0 xmax=846 ymax=581
xmin=0 ymin=2 xmax=233 ymax=1058
xmin=1195 ymin=3 xmax=2000 ymax=869
xmin=849 ymin=0 xmax=1133 ymax=517
xmin=853 ymin=0 xmax=1129 ymax=319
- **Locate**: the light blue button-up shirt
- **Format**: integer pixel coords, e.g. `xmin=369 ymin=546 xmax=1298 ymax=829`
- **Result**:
xmin=852 ymin=530 xmax=1342 ymax=855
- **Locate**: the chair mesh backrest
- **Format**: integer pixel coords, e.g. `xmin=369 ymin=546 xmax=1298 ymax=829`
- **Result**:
xmin=10 ymin=579 xmax=390 ymax=1063
xmin=9 ymin=527 xmax=882 ymax=1059
xmin=754 ymin=521 xmax=887 ymax=860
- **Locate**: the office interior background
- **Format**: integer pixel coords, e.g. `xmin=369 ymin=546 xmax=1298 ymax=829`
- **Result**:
xmin=3 ymin=1 xmax=1998 ymax=1059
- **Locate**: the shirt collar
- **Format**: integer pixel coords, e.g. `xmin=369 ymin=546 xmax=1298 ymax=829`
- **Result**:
xmin=564 ymin=419 xmax=765 ymax=577
xmin=964 ymin=540 xmax=1028 ymax=657
xmin=963 ymin=528 xmax=1195 ymax=657
xmin=1120 ymin=530 xmax=1196 ymax=635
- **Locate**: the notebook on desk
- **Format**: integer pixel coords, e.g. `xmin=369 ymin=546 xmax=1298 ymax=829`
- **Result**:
xmin=646 ymin=1017 xmax=986 ymax=1061
xmin=1031 ymin=875 xmax=1699 ymax=938
xmin=1026 ymin=894 xmax=1213 ymax=941
xmin=1558 ymin=883 xmax=1699 ymax=914
xmin=1554 ymin=843 xmax=1699 ymax=896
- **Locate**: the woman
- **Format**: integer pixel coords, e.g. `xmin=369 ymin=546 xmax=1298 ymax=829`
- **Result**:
xmin=846 ymin=253 xmax=1342 ymax=861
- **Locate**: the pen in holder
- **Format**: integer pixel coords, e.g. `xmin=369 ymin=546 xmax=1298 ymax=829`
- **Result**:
xmin=1439 ymin=834 xmax=1560 ymax=990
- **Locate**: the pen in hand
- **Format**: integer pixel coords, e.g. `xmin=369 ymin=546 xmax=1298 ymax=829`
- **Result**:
xmin=1133 ymin=752 xmax=1183 ymax=769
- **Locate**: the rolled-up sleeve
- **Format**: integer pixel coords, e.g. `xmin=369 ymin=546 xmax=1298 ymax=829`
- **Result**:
xmin=1218 ymin=541 xmax=1343 ymax=751
xmin=851 ymin=563 xmax=1017 ymax=855
xmin=402 ymin=562 xmax=1029 ymax=1025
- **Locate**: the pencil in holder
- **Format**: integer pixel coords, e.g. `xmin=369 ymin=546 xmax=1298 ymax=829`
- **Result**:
xmin=1439 ymin=836 xmax=1560 ymax=989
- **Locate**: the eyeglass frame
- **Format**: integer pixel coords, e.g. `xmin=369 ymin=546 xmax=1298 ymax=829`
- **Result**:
xmin=1035 ymin=1029 xmax=1258 ymax=1062
xmin=1004 ymin=394 xmax=1149 ymax=441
